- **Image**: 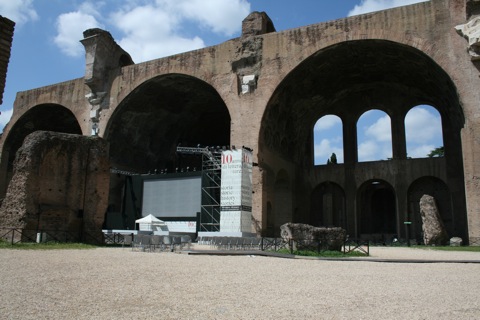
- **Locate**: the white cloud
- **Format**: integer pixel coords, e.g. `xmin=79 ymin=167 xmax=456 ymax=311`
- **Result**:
xmin=408 ymin=144 xmax=434 ymax=158
xmin=110 ymin=4 xmax=205 ymax=62
xmin=358 ymin=140 xmax=378 ymax=161
xmin=109 ymin=0 xmax=249 ymax=62
xmin=365 ymin=114 xmax=391 ymax=142
xmin=54 ymin=5 xmax=103 ymax=57
xmin=0 ymin=0 xmax=38 ymax=25
xmin=314 ymin=138 xmax=343 ymax=164
xmin=358 ymin=139 xmax=392 ymax=161
xmin=0 ymin=108 xmax=13 ymax=128
xmin=314 ymin=115 xmax=341 ymax=132
xmin=405 ymin=106 xmax=442 ymax=144
xmin=53 ymin=0 xmax=249 ymax=62
xmin=167 ymin=0 xmax=250 ymax=36
xmin=348 ymin=0 xmax=428 ymax=16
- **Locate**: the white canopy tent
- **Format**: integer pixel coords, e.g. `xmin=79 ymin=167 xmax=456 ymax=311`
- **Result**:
xmin=135 ymin=214 xmax=167 ymax=231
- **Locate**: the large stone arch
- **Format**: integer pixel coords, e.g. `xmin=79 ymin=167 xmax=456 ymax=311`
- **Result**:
xmin=105 ymin=73 xmax=231 ymax=171
xmin=0 ymin=104 xmax=82 ymax=196
xmin=104 ymin=73 xmax=231 ymax=226
xmin=258 ymin=39 xmax=465 ymax=239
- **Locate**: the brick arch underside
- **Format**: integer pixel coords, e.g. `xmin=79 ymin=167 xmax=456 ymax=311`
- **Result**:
xmin=2 ymin=104 xmax=82 ymax=186
xmin=259 ymin=40 xmax=467 ymax=239
xmin=105 ymin=74 xmax=231 ymax=173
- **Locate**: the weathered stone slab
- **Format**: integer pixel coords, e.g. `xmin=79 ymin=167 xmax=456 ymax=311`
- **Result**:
xmin=0 ymin=131 xmax=109 ymax=244
xmin=449 ymin=237 xmax=463 ymax=246
xmin=420 ymin=195 xmax=449 ymax=246
xmin=280 ymin=222 xmax=346 ymax=251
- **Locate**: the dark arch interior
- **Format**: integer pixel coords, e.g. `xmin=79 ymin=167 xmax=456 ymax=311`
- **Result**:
xmin=104 ymin=74 xmax=230 ymax=228
xmin=358 ymin=181 xmax=396 ymax=238
xmin=260 ymin=39 xmax=466 ymax=239
xmin=3 ymin=104 xmax=82 ymax=171
xmin=261 ymin=40 xmax=463 ymax=164
xmin=106 ymin=74 xmax=231 ymax=173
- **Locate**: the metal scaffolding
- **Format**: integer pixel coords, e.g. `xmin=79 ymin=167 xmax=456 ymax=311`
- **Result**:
xmin=176 ymin=146 xmax=222 ymax=232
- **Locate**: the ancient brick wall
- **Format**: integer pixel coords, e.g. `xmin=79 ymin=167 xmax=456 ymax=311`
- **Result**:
xmin=0 ymin=16 xmax=14 ymax=105
xmin=0 ymin=131 xmax=109 ymax=244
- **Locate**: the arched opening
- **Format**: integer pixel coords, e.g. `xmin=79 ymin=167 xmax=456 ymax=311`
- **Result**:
xmin=104 ymin=74 xmax=230 ymax=229
xmin=310 ymin=182 xmax=346 ymax=228
xmin=405 ymin=105 xmax=443 ymax=159
xmin=313 ymin=114 xmax=343 ymax=165
xmin=357 ymin=109 xmax=392 ymax=162
xmin=1 ymin=104 xmax=82 ymax=195
xmin=357 ymin=180 xmax=396 ymax=243
xmin=407 ymin=176 xmax=453 ymax=242
xmin=259 ymin=39 xmax=465 ymax=237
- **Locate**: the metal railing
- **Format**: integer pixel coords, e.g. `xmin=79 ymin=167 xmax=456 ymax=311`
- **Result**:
xmin=0 ymin=227 xmax=104 ymax=245
xmin=195 ymin=236 xmax=370 ymax=256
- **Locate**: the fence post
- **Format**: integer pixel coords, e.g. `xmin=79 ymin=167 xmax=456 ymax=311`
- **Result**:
xmin=11 ymin=228 xmax=15 ymax=245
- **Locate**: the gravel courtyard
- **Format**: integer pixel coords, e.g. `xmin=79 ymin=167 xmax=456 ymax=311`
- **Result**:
xmin=1 ymin=247 xmax=479 ymax=319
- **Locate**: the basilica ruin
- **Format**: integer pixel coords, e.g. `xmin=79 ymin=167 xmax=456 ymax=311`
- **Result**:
xmin=1 ymin=0 xmax=480 ymax=245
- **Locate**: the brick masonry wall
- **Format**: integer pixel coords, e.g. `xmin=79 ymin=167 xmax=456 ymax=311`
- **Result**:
xmin=0 ymin=16 xmax=15 ymax=105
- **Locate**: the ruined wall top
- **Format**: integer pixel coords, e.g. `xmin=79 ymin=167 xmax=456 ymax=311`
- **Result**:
xmin=80 ymin=28 xmax=134 ymax=100
xmin=242 ymin=11 xmax=275 ymax=37
xmin=0 ymin=16 xmax=15 ymax=105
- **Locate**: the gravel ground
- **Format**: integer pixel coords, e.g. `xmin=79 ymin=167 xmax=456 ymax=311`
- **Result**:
xmin=0 ymin=246 xmax=479 ymax=319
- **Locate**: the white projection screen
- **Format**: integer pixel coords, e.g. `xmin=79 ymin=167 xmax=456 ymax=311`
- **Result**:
xmin=142 ymin=176 xmax=201 ymax=217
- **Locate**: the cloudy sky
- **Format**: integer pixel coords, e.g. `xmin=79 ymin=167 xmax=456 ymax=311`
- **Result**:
xmin=0 ymin=0 xmax=438 ymax=163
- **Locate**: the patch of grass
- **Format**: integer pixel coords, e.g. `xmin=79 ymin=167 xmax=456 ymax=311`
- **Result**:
xmin=0 ymin=240 xmax=96 ymax=250
xmin=276 ymin=248 xmax=367 ymax=257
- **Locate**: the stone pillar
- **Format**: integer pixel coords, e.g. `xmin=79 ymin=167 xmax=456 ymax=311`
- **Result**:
xmin=395 ymin=172 xmax=409 ymax=239
xmin=342 ymin=117 xmax=358 ymax=164
xmin=460 ymin=124 xmax=480 ymax=244
xmin=344 ymin=163 xmax=357 ymax=237
xmin=342 ymin=114 xmax=358 ymax=237
xmin=391 ymin=111 xmax=407 ymax=160
xmin=80 ymin=28 xmax=133 ymax=136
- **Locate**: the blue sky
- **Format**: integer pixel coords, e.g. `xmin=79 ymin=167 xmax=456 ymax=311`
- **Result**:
xmin=0 ymin=0 xmax=439 ymax=163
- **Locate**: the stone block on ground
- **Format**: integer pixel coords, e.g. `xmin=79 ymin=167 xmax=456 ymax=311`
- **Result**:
xmin=420 ymin=194 xmax=449 ymax=246
xmin=280 ymin=222 xmax=346 ymax=251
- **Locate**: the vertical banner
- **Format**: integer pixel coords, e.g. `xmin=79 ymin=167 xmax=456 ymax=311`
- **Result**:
xmin=220 ymin=148 xmax=253 ymax=233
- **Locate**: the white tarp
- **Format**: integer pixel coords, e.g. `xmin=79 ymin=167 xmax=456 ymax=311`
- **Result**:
xmin=135 ymin=214 xmax=167 ymax=231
